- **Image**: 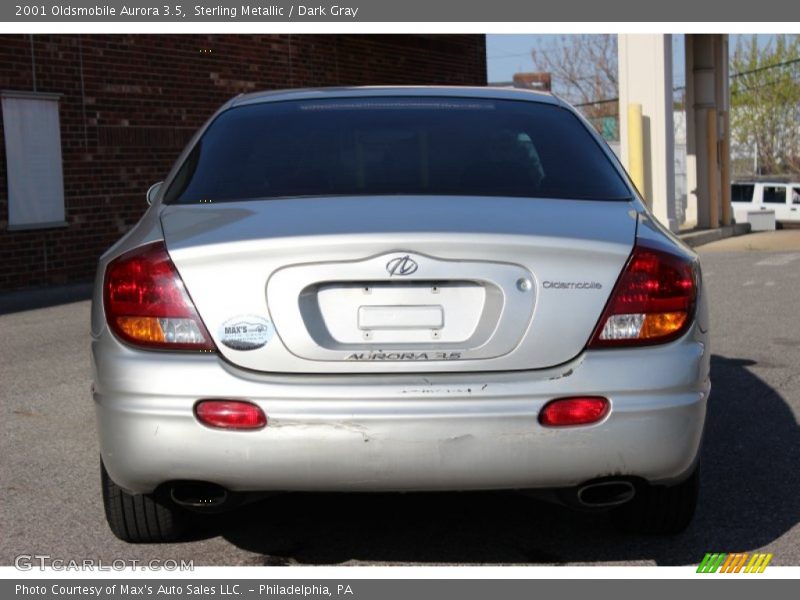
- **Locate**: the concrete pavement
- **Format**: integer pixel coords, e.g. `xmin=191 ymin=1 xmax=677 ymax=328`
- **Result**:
xmin=698 ymin=228 xmax=800 ymax=252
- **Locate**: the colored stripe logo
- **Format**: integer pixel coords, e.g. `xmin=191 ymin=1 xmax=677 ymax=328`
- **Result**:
xmin=697 ymin=552 xmax=773 ymax=573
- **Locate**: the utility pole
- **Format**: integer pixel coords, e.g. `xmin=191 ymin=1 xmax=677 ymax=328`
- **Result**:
xmin=754 ymin=141 xmax=758 ymax=174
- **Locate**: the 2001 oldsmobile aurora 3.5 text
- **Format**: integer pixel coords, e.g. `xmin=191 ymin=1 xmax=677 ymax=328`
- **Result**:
xmin=91 ymin=87 xmax=709 ymax=542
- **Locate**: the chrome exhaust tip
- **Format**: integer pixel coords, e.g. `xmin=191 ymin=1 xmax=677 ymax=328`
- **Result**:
xmin=169 ymin=482 xmax=229 ymax=510
xmin=577 ymin=480 xmax=636 ymax=507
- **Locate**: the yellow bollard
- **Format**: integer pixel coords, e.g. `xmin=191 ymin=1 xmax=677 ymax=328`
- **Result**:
xmin=627 ymin=103 xmax=645 ymax=203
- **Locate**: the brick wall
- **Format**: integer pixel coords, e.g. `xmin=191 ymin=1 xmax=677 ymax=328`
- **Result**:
xmin=0 ymin=34 xmax=487 ymax=290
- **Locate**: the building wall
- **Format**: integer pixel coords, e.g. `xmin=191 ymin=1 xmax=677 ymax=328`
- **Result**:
xmin=0 ymin=34 xmax=487 ymax=290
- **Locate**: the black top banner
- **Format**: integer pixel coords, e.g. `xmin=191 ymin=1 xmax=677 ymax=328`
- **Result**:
xmin=4 ymin=0 xmax=800 ymax=22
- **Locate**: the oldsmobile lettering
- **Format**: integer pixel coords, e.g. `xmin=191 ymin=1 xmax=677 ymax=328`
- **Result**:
xmin=542 ymin=281 xmax=603 ymax=290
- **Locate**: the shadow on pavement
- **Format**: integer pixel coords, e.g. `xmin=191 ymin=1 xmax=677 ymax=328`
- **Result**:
xmin=0 ymin=282 xmax=92 ymax=315
xmin=191 ymin=354 xmax=798 ymax=565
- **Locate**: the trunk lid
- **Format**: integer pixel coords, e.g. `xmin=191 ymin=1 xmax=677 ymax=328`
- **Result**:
xmin=161 ymin=196 xmax=637 ymax=373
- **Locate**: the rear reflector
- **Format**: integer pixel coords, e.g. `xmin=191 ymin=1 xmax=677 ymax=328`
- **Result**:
xmin=195 ymin=400 xmax=267 ymax=430
xmin=103 ymin=241 xmax=215 ymax=351
xmin=539 ymin=397 xmax=609 ymax=427
xmin=588 ymin=239 xmax=697 ymax=347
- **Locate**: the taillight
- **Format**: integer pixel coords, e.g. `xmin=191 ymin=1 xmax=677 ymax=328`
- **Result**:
xmin=103 ymin=241 xmax=215 ymax=351
xmin=539 ymin=397 xmax=609 ymax=427
xmin=195 ymin=400 xmax=267 ymax=430
xmin=588 ymin=240 xmax=698 ymax=347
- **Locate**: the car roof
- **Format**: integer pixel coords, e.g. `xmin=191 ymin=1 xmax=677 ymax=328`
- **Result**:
xmin=733 ymin=177 xmax=800 ymax=184
xmin=229 ymin=85 xmax=561 ymax=108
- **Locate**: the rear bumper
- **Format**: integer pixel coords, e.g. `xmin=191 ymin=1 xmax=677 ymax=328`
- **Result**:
xmin=92 ymin=325 xmax=710 ymax=495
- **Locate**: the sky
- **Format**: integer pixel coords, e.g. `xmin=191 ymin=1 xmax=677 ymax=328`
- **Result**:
xmin=486 ymin=34 xmax=778 ymax=95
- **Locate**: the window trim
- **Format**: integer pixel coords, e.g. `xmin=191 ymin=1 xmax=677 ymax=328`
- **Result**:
xmin=7 ymin=220 xmax=68 ymax=232
xmin=1 ymin=90 xmax=63 ymax=102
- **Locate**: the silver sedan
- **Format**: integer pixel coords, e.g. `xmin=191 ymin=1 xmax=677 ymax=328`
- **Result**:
xmin=92 ymin=87 xmax=709 ymax=542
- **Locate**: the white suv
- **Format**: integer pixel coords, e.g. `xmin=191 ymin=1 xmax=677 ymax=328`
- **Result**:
xmin=732 ymin=180 xmax=800 ymax=224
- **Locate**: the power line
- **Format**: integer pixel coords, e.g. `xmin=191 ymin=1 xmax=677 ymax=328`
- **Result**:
xmin=574 ymin=56 xmax=800 ymax=108
xmin=732 ymin=74 xmax=800 ymax=95
xmin=489 ymin=49 xmax=800 ymax=76
xmin=574 ymin=98 xmax=617 ymax=107
xmin=731 ymin=56 xmax=800 ymax=79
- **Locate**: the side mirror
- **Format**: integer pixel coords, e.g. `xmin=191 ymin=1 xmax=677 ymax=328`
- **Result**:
xmin=146 ymin=181 xmax=164 ymax=206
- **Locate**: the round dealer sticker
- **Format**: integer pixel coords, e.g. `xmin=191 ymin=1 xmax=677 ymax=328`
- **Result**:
xmin=218 ymin=316 xmax=274 ymax=351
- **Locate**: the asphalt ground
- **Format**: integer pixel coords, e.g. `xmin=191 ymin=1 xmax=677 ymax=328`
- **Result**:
xmin=1 ymin=230 xmax=798 ymax=566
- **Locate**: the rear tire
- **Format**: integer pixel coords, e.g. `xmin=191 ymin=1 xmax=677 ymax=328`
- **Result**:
xmin=101 ymin=460 xmax=188 ymax=543
xmin=612 ymin=467 xmax=699 ymax=535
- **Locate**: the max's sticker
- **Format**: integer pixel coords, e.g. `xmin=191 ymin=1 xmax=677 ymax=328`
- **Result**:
xmin=218 ymin=316 xmax=274 ymax=351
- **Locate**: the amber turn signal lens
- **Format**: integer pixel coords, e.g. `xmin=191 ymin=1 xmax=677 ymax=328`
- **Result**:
xmin=116 ymin=316 xmax=166 ymax=343
xmin=641 ymin=311 xmax=688 ymax=339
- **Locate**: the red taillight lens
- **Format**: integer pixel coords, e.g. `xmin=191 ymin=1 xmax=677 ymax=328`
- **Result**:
xmin=588 ymin=240 xmax=698 ymax=347
xmin=539 ymin=397 xmax=609 ymax=427
xmin=103 ymin=241 xmax=215 ymax=351
xmin=195 ymin=400 xmax=267 ymax=430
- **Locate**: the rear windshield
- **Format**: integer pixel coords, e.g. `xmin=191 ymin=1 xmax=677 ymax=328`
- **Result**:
xmin=164 ymin=97 xmax=632 ymax=204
